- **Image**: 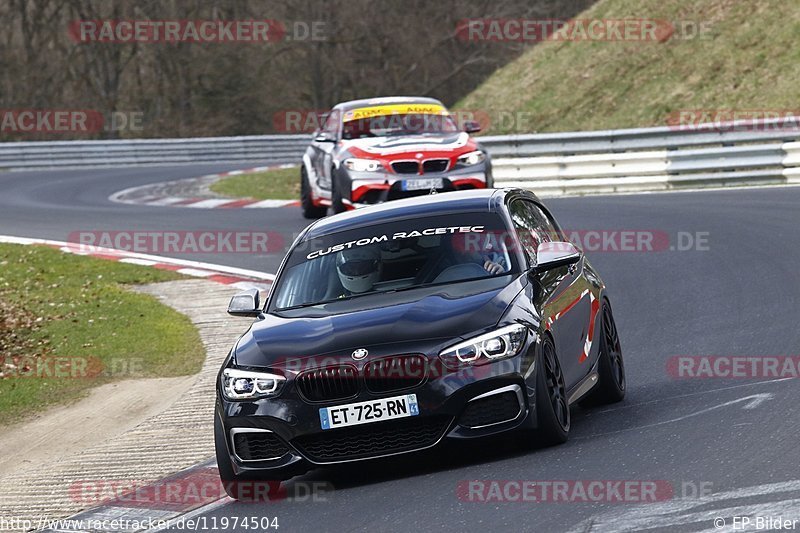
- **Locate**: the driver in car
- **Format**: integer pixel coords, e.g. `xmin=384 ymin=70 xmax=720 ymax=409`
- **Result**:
xmin=336 ymin=247 xmax=383 ymax=296
xmin=335 ymin=237 xmax=505 ymax=299
xmin=478 ymin=254 xmax=505 ymax=274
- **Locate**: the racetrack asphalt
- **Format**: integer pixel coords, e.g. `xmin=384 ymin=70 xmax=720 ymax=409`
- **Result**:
xmin=1 ymin=165 xmax=798 ymax=532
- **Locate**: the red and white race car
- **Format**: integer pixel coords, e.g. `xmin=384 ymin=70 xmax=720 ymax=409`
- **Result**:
xmin=300 ymin=96 xmax=492 ymax=218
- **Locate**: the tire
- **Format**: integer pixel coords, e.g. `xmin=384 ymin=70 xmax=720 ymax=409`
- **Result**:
xmin=581 ymin=298 xmax=626 ymax=406
xmin=534 ymin=335 xmax=570 ymax=445
xmin=300 ymin=168 xmax=327 ymax=219
xmin=214 ymin=414 xmax=287 ymax=501
xmin=331 ymin=183 xmax=346 ymax=214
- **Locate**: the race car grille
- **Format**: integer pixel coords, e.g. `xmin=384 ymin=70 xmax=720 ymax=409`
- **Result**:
xmin=422 ymin=159 xmax=449 ymax=173
xmin=232 ymin=431 xmax=290 ymax=461
xmin=296 ymin=365 xmax=359 ymax=402
xmin=391 ymin=161 xmax=420 ymax=174
xmin=457 ymin=391 xmax=522 ymax=429
xmin=363 ymin=355 xmax=427 ymax=393
xmin=292 ymin=416 xmax=451 ymax=462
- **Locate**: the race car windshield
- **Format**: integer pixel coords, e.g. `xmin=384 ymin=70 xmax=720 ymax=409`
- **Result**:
xmin=270 ymin=213 xmax=519 ymax=311
xmin=342 ymin=113 xmax=460 ymax=139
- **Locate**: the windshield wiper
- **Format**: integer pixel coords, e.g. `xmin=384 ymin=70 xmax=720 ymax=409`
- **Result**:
xmin=275 ymin=293 xmax=367 ymax=311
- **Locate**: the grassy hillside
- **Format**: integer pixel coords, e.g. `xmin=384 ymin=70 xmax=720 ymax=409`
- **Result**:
xmin=458 ymin=0 xmax=800 ymax=134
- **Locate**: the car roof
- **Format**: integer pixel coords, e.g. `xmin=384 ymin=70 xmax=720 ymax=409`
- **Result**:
xmin=332 ymin=96 xmax=445 ymax=112
xmin=302 ymin=189 xmax=538 ymax=240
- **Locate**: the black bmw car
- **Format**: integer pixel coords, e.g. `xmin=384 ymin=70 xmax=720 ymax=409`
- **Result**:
xmin=216 ymin=188 xmax=625 ymax=498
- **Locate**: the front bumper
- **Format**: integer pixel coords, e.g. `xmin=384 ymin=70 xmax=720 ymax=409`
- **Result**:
xmin=217 ymin=343 xmax=537 ymax=476
xmin=341 ymin=162 xmax=493 ymax=209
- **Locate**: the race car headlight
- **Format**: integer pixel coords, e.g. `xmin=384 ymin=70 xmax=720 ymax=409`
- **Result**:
xmin=222 ymin=368 xmax=285 ymax=400
xmin=439 ymin=323 xmax=527 ymax=368
xmin=456 ymin=150 xmax=486 ymax=167
xmin=344 ymin=158 xmax=382 ymax=172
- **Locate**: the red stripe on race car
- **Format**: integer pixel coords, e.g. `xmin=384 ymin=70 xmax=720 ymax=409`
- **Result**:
xmin=352 ymin=183 xmax=391 ymax=202
xmin=346 ymin=143 xmax=477 ymax=169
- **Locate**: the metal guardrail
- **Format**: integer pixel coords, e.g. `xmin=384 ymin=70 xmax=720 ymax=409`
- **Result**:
xmin=2 ymin=119 xmax=800 ymax=196
xmin=483 ymin=118 xmax=800 ymax=195
xmin=478 ymin=117 xmax=800 ymax=155
xmin=0 ymin=135 xmax=310 ymax=169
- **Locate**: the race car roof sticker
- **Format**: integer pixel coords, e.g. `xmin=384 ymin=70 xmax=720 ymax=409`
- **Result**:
xmin=343 ymin=103 xmax=449 ymax=122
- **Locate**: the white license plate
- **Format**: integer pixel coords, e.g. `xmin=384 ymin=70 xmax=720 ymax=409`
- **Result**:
xmin=401 ymin=178 xmax=443 ymax=191
xmin=319 ymin=394 xmax=419 ymax=430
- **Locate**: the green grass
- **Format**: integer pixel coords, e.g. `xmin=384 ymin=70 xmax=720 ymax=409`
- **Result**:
xmin=210 ymin=165 xmax=300 ymax=200
xmin=457 ymin=0 xmax=800 ymax=133
xmin=0 ymin=244 xmax=204 ymax=425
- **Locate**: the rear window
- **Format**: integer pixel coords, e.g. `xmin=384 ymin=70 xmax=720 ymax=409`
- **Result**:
xmin=270 ymin=213 xmax=519 ymax=311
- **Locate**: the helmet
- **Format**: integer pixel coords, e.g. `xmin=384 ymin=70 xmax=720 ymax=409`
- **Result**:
xmin=336 ymin=247 xmax=381 ymax=294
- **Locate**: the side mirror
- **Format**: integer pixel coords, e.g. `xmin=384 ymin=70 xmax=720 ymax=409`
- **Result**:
xmin=227 ymin=289 xmax=261 ymax=317
xmin=463 ymin=120 xmax=482 ymax=134
xmin=534 ymin=242 xmax=581 ymax=272
xmin=314 ymin=132 xmax=336 ymax=143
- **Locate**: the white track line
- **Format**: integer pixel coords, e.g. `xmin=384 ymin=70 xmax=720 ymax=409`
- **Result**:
xmin=0 ymin=235 xmax=275 ymax=281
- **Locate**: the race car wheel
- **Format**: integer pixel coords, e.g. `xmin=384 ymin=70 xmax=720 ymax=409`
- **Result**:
xmin=597 ymin=299 xmax=626 ymax=401
xmin=535 ymin=335 xmax=570 ymax=445
xmin=301 ymin=168 xmax=327 ymax=219
xmin=214 ymin=413 xmax=288 ymax=501
xmin=581 ymin=299 xmax=626 ymax=406
xmin=332 ymin=185 xmax=346 ymax=214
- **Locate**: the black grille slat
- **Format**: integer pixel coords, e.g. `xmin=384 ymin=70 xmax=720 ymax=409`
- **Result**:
xmin=391 ymin=161 xmax=420 ymax=174
xmin=296 ymin=365 xmax=359 ymax=402
xmin=364 ymin=355 xmax=426 ymax=393
xmin=293 ymin=416 xmax=450 ymax=462
xmin=457 ymin=391 xmax=521 ymax=428
xmin=233 ymin=432 xmax=290 ymax=461
xmin=422 ymin=159 xmax=449 ymax=173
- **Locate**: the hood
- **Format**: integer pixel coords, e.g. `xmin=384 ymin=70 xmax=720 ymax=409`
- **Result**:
xmin=233 ymin=276 xmax=525 ymax=368
xmin=342 ymin=132 xmax=476 ymax=159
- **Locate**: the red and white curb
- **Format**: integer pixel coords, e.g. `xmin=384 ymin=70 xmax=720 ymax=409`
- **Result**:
xmin=0 ymin=235 xmax=274 ymax=292
xmin=109 ymin=164 xmax=300 ymax=209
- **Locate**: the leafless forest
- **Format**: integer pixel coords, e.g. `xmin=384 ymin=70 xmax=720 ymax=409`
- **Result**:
xmin=0 ymin=0 xmax=593 ymax=139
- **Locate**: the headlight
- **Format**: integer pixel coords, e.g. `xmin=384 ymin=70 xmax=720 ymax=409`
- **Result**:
xmin=456 ymin=150 xmax=486 ymax=167
xmin=439 ymin=323 xmax=527 ymax=368
xmin=222 ymin=368 xmax=286 ymax=400
xmin=344 ymin=158 xmax=382 ymax=172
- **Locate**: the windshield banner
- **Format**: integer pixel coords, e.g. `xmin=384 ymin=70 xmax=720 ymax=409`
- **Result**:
xmin=306 ymin=225 xmax=486 ymax=260
xmin=343 ymin=104 xmax=448 ymax=122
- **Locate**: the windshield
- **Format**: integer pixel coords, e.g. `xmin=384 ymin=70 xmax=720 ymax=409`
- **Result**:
xmin=341 ymin=103 xmax=459 ymax=139
xmin=342 ymin=114 xmax=460 ymax=138
xmin=270 ymin=213 xmax=519 ymax=311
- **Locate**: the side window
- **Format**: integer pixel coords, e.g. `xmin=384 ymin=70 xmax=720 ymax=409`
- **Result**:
xmin=509 ymin=200 xmax=559 ymax=265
